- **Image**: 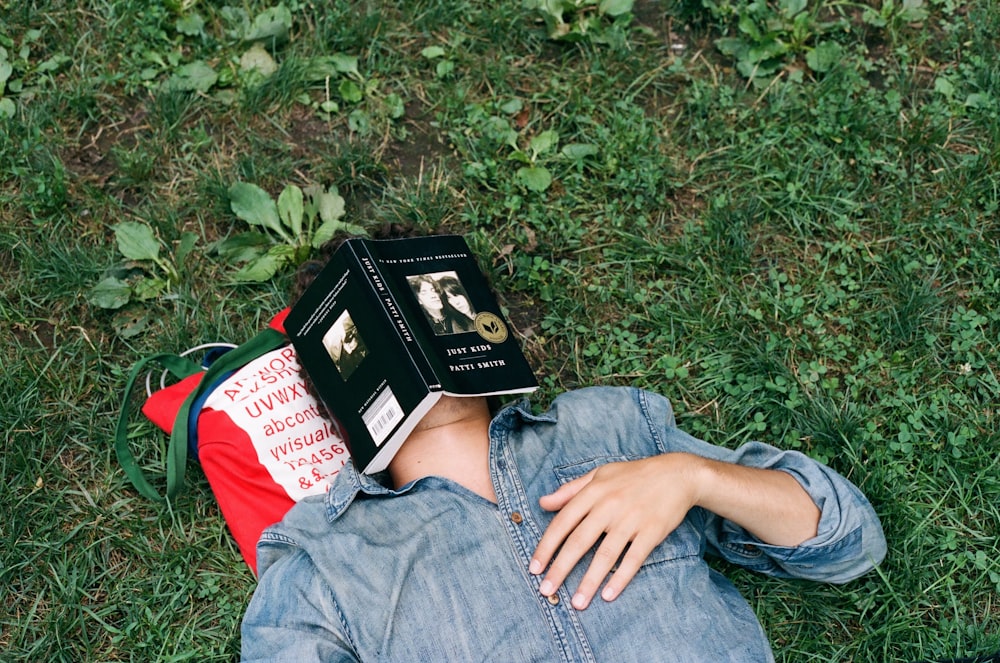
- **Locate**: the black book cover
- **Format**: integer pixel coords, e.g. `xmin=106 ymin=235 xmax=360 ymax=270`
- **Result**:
xmin=284 ymin=235 xmax=537 ymax=474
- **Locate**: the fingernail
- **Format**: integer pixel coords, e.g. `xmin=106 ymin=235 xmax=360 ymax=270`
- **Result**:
xmin=539 ymin=580 xmax=553 ymax=595
xmin=529 ymin=559 xmax=542 ymax=574
xmin=572 ymin=593 xmax=589 ymax=610
xmin=601 ymin=585 xmax=617 ymax=602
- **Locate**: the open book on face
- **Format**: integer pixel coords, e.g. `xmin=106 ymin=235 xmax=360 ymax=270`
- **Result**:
xmin=284 ymin=235 xmax=538 ymax=474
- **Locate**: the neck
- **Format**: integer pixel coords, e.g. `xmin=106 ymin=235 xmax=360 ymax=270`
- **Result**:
xmin=387 ymin=396 xmax=496 ymax=502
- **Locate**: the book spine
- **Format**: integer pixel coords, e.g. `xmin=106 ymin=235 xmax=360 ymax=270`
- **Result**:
xmin=348 ymin=241 xmax=442 ymax=390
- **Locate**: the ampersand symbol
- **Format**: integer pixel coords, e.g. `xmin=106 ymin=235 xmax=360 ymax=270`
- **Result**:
xmin=312 ymin=468 xmax=323 ymax=481
xmin=299 ymin=477 xmax=313 ymax=490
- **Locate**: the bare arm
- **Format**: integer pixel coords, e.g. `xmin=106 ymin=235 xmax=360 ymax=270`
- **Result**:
xmin=529 ymin=452 xmax=820 ymax=610
xmin=694 ymin=453 xmax=820 ymax=545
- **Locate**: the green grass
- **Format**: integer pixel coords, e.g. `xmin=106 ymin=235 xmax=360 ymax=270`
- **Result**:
xmin=2 ymin=0 xmax=999 ymax=660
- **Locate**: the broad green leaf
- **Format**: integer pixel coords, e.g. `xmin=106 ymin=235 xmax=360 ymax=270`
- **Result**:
xmin=89 ymin=276 xmax=132 ymax=309
xmin=348 ymin=108 xmax=370 ymax=134
xmin=315 ymin=188 xmax=346 ymax=224
xmin=215 ymin=232 xmax=270 ymax=263
xmin=715 ymin=37 xmax=749 ymax=59
xmin=861 ymin=7 xmax=887 ymax=27
xmin=965 ymin=93 xmax=989 ymax=108
xmin=175 ymin=13 xmax=206 ymax=37
xmin=508 ymin=149 xmax=533 ymax=165
xmin=232 ymin=252 xmax=285 ymax=282
xmin=529 ymin=130 xmax=559 ymax=157
xmin=484 ymin=116 xmax=518 ymax=149
xmin=312 ymin=218 xmax=366 ymax=248
xmin=561 ymin=143 xmax=599 ymax=160
xmin=232 ymin=245 xmax=296 ymax=282
xmin=228 ymin=182 xmax=284 ymax=235
xmin=278 ymin=185 xmax=304 ymax=237
xmin=805 ymin=41 xmax=842 ymax=73
xmin=737 ymin=13 xmax=761 ymax=41
xmin=113 ymin=310 xmax=150 ymax=339
xmin=934 ymin=76 xmax=955 ymax=98
xmin=329 ymin=53 xmax=360 ymax=76
xmin=37 ymin=54 xmax=70 ymax=74
xmin=499 ymin=99 xmax=523 ymax=115
xmin=516 ymin=166 xmax=552 ymax=192
xmin=435 ymin=60 xmax=455 ymax=78
xmin=384 ymin=92 xmax=405 ymax=119
xmin=240 ymin=43 xmax=277 ymax=77
xmin=0 ymin=98 xmax=14 ymax=119
xmin=778 ymin=0 xmax=807 ymax=17
xmin=302 ymin=54 xmax=359 ymax=81
xmin=899 ymin=0 xmax=928 ymax=22
xmin=176 ymin=231 xmax=198 ymax=267
xmin=1 ymin=60 xmax=13 ymax=88
xmin=339 ymin=79 xmax=363 ymax=103
xmin=245 ymin=5 xmax=292 ymax=43
xmin=599 ymin=0 xmax=633 ymax=16
xmin=736 ymin=57 xmax=781 ymax=79
xmin=421 ymin=46 xmax=446 ymax=59
xmin=747 ymin=37 xmax=788 ymax=64
xmin=167 ymin=61 xmax=218 ymax=93
xmin=115 ymin=222 xmax=160 ymax=261
xmin=132 ymin=276 xmax=167 ymax=301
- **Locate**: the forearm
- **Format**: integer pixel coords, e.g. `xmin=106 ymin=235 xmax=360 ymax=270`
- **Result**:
xmin=689 ymin=453 xmax=820 ymax=546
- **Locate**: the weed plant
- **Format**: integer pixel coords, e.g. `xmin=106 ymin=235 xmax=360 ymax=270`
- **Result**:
xmin=2 ymin=0 xmax=998 ymax=661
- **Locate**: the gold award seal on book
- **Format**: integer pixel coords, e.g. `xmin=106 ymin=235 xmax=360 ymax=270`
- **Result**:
xmin=474 ymin=312 xmax=508 ymax=343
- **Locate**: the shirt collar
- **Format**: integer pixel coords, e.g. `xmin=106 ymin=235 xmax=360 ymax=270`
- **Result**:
xmin=324 ymin=459 xmax=395 ymax=522
xmin=324 ymin=398 xmax=557 ymax=521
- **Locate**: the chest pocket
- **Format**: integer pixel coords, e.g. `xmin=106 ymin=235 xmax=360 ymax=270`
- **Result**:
xmin=552 ymin=456 xmax=703 ymax=567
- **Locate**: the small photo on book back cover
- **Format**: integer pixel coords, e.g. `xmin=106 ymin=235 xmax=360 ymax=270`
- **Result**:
xmin=321 ymin=310 xmax=368 ymax=381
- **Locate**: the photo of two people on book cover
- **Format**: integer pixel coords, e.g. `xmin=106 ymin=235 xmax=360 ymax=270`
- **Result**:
xmin=406 ymin=271 xmax=478 ymax=336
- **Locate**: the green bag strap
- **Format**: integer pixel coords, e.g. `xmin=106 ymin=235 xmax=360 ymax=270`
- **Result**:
xmin=115 ymin=327 xmax=287 ymax=502
xmin=115 ymin=352 xmax=203 ymax=501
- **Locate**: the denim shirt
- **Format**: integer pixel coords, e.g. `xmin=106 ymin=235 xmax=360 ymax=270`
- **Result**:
xmin=241 ymin=387 xmax=886 ymax=662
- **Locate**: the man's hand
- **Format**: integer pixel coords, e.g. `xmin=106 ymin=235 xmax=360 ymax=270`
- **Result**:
xmin=528 ymin=453 xmax=821 ymax=610
xmin=529 ymin=454 xmax=700 ymax=610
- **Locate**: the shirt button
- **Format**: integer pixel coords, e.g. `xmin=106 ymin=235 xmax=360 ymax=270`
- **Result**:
xmin=510 ymin=511 xmax=523 ymax=524
xmin=547 ymin=594 xmax=560 ymax=606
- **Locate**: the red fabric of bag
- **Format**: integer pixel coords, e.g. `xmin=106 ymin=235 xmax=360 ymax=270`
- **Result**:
xmin=140 ymin=310 xmax=348 ymax=575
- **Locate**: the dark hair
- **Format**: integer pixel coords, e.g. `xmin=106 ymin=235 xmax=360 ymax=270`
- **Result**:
xmin=291 ymin=221 xmax=425 ymax=305
xmin=437 ymin=275 xmax=463 ymax=297
xmin=408 ymin=274 xmax=443 ymax=301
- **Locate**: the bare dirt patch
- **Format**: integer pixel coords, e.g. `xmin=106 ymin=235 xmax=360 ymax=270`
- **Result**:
xmin=62 ymin=100 xmax=149 ymax=188
xmin=385 ymin=100 xmax=454 ymax=180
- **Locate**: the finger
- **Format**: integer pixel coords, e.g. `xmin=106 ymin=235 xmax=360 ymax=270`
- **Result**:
xmin=536 ymin=508 xmax=612 ymax=596
xmin=567 ymin=530 xmax=633 ymax=610
xmin=530 ymin=474 xmax=599 ymax=574
xmin=599 ymin=532 xmax=662 ymax=603
xmin=538 ymin=469 xmax=595 ymax=512
xmin=529 ymin=500 xmax=589 ymax=576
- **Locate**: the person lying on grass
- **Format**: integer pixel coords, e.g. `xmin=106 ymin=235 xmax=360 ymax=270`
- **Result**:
xmin=240 ymin=234 xmax=886 ymax=663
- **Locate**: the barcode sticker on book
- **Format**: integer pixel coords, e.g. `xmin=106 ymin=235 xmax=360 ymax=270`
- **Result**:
xmin=362 ymin=387 xmax=402 ymax=447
